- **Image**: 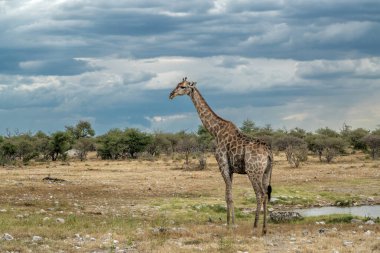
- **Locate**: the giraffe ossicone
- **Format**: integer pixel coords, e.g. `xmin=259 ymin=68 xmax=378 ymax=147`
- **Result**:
xmin=169 ymin=77 xmax=273 ymax=235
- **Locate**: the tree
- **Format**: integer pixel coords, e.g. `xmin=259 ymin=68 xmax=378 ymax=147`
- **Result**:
xmin=240 ymin=119 xmax=258 ymax=136
xmin=347 ymin=128 xmax=369 ymax=150
xmin=289 ymin=127 xmax=307 ymax=139
xmin=166 ymin=133 xmax=180 ymax=155
xmin=97 ymin=128 xmax=152 ymax=159
xmin=317 ymin=136 xmax=347 ymax=163
xmin=0 ymin=141 xmax=17 ymax=165
xmin=197 ymin=125 xmax=215 ymax=152
xmin=97 ymin=129 xmax=126 ymax=159
xmin=340 ymin=123 xmax=352 ymax=139
xmin=123 ymin=128 xmax=152 ymax=158
xmin=256 ymin=124 xmax=274 ymax=136
xmin=361 ymin=134 xmax=380 ymax=159
xmin=176 ymin=132 xmax=198 ymax=165
xmin=316 ymin=127 xmax=340 ymax=138
xmin=306 ymin=132 xmax=347 ymax=163
xmin=306 ymin=135 xmax=325 ymax=161
xmin=34 ymin=131 xmax=51 ymax=160
xmin=372 ymin=128 xmax=380 ymax=136
xmin=74 ymin=138 xmax=95 ymax=161
xmin=65 ymin=120 xmax=95 ymax=140
xmin=48 ymin=131 xmax=71 ymax=161
xmin=196 ymin=125 xmax=215 ymax=170
xmin=145 ymin=132 xmax=172 ymax=156
xmin=274 ymin=135 xmax=308 ymax=167
xmin=13 ymin=134 xmax=38 ymax=163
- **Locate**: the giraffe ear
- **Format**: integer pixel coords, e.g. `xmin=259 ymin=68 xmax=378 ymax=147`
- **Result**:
xmin=190 ymin=82 xmax=197 ymax=86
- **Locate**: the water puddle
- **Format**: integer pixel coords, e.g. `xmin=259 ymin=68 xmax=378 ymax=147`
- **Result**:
xmin=294 ymin=205 xmax=380 ymax=218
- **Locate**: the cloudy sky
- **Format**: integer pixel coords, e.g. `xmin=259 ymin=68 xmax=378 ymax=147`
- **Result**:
xmin=1 ymin=0 xmax=379 ymax=135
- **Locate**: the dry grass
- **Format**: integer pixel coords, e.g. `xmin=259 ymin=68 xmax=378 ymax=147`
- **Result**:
xmin=0 ymin=153 xmax=379 ymax=252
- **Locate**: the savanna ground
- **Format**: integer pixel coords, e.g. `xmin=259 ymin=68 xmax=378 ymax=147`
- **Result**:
xmin=0 ymin=153 xmax=379 ymax=253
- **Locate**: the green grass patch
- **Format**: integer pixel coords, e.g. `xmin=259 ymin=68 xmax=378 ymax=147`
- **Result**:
xmin=191 ymin=203 xmax=226 ymax=213
xmin=288 ymin=214 xmax=364 ymax=224
xmin=241 ymin=185 xmax=316 ymax=206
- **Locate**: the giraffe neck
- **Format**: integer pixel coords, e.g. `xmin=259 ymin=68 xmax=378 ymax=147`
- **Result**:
xmin=190 ymin=87 xmax=227 ymax=137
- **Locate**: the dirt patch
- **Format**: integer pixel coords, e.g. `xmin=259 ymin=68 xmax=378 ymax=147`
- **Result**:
xmin=42 ymin=176 xmax=67 ymax=183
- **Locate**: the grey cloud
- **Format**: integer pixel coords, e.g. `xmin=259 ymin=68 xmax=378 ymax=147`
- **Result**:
xmin=215 ymin=56 xmax=250 ymax=68
xmin=122 ymin=72 xmax=156 ymax=85
xmin=2 ymin=0 xmax=380 ymax=77
xmin=225 ymin=0 xmax=284 ymax=12
xmin=18 ymin=58 xmax=101 ymax=76
xmin=296 ymin=58 xmax=380 ymax=80
xmin=282 ymin=0 xmax=380 ymax=22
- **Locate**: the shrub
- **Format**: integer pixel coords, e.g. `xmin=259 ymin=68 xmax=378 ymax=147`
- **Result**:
xmin=274 ymin=136 xmax=308 ymax=167
xmin=97 ymin=128 xmax=152 ymax=159
xmin=361 ymin=134 xmax=380 ymax=159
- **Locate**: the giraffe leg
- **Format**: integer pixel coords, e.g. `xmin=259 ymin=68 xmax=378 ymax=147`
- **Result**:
xmin=215 ymin=151 xmax=234 ymax=227
xmin=222 ymin=171 xmax=234 ymax=226
xmin=250 ymin=178 xmax=264 ymax=230
xmin=262 ymin=156 xmax=272 ymax=235
xmin=254 ymin=188 xmax=262 ymax=229
xmin=262 ymin=193 xmax=268 ymax=235
xmin=230 ymin=173 xmax=235 ymax=225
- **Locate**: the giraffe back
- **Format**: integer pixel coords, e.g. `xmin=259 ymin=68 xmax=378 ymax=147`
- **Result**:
xmin=216 ymin=122 xmax=272 ymax=175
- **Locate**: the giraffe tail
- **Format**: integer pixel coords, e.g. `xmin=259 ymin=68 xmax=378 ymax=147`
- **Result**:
xmin=267 ymin=185 xmax=272 ymax=202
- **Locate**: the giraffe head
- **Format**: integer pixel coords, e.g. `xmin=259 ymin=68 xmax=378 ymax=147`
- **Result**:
xmin=169 ymin=77 xmax=197 ymax=99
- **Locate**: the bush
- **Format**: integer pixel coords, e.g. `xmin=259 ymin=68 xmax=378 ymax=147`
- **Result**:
xmin=0 ymin=141 xmax=17 ymax=165
xmin=14 ymin=134 xmax=38 ymax=163
xmin=48 ymin=131 xmax=71 ymax=161
xmin=74 ymin=138 xmax=95 ymax=161
xmin=176 ymin=133 xmax=198 ymax=165
xmin=306 ymin=133 xmax=347 ymax=163
xmin=361 ymin=134 xmax=380 ymax=159
xmin=274 ymin=136 xmax=308 ymax=167
xmin=97 ymin=128 xmax=152 ymax=159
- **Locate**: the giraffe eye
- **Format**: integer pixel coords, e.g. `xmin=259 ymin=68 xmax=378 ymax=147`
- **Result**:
xmin=180 ymin=86 xmax=186 ymax=89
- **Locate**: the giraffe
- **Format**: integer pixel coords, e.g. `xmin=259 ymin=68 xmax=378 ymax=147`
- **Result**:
xmin=169 ymin=77 xmax=273 ymax=235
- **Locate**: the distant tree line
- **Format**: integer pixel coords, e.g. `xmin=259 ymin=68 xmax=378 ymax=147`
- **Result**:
xmin=240 ymin=120 xmax=380 ymax=166
xmin=1 ymin=120 xmax=380 ymax=167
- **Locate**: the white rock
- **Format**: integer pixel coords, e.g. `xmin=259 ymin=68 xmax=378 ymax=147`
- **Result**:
xmin=364 ymin=230 xmax=372 ymax=236
xmin=56 ymin=218 xmax=65 ymax=223
xmin=343 ymin=241 xmax=353 ymax=247
xmin=0 ymin=209 xmax=7 ymax=213
xmin=32 ymin=235 xmax=43 ymax=242
xmin=365 ymin=220 xmax=375 ymax=225
xmin=351 ymin=218 xmax=362 ymax=224
xmin=3 ymin=233 xmax=14 ymax=241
